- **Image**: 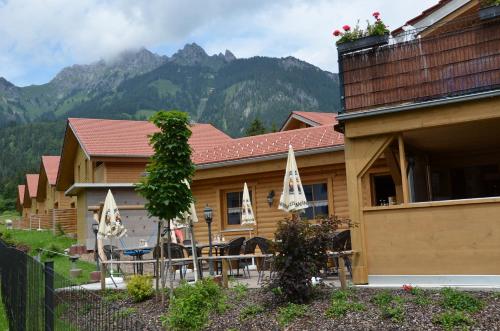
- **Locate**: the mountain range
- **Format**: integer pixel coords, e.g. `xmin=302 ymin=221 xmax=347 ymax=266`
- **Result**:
xmin=0 ymin=43 xmax=339 ymax=136
xmin=0 ymin=43 xmax=340 ymax=211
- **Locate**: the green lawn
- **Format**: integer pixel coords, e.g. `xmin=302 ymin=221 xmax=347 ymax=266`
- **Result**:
xmin=0 ymin=222 xmax=96 ymax=285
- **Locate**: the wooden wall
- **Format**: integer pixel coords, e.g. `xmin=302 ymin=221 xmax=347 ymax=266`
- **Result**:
xmin=191 ymin=163 xmax=348 ymax=243
xmin=105 ymin=162 xmax=147 ymax=183
xmin=363 ymin=198 xmax=500 ymax=274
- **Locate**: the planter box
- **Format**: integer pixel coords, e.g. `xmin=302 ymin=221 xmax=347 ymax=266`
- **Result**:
xmin=337 ymin=34 xmax=389 ymax=54
xmin=479 ymin=5 xmax=500 ymax=20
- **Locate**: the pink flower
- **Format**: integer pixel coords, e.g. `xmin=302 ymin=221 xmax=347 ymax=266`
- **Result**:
xmin=373 ymin=11 xmax=380 ymax=19
xmin=342 ymin=25 xmax=351 ymax=32
xmin=333 ymin=29 xmax=341 ymax=37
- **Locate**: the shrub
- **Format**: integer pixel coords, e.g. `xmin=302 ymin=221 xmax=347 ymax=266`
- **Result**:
xmin=56 ymin=223 xmax=65 ymax=236
xmin=126 ymin=275 xmax=154 ymax=302
xmin=232 ymin=282 xmax=249 ymax=300
xmin=440 ymin=288 xmax=483 ymax=313
xmin=240 ymin=304 xmax=265 ymax=321
xmin=162 ymin=278 xmax=227 ymax=331
xmin=326 ymin=290 xmax=365 ymax=318
xmin=381 ymin=301 xmax=405 ymax=323
xmin=277 ymin=303 xmax=308 ymax=327
xmin=270 ymin=215 xmax=349 ymax=303
xmin=103 ymin=290 xmax=128 ymax=303
xmin=433 ymin=310 xmax=474 ymax=331
xmin=372 ymin=290 xmax=394 ymax=307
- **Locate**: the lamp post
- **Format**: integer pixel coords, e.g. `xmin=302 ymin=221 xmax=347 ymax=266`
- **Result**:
xmin=204 ymin=205 xmax=214 ymax=276
xmin=91 ymin=223 xmax=99 ymax=270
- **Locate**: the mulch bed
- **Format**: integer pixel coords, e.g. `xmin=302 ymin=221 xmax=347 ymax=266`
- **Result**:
xmin=58 ymin=286 xmax=500 ymax=330
xmin=206 ymin=287 xmax=500 ymax=331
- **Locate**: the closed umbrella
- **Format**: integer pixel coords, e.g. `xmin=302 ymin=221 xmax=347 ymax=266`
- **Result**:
xmin=278 ymin=145 xmax=308 ymax=215
xmin=241 ymin=182 xmax=255 ymax=238
xmin=182 ymin=180 xmax=201 ymax=281
xmin=97 ymin=189 xmax=126 ymax=282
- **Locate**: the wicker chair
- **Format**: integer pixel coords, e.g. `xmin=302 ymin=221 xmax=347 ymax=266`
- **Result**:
xmin=219 ymin=237 xmax=245 ymax=276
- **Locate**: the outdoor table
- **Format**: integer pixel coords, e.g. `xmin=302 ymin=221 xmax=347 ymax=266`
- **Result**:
xmin=115 ymin=246 xmax=153 ymax=275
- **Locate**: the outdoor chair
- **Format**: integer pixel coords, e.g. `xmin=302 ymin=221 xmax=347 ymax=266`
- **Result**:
xmin=219 ymin=236 xmax=245 ymax=276
xmin=153 ymin=243 xmax=191 ymax=280
xmin=331 ymin=230 xmax=352 ymax=276
xmin=241 ymin=236 xmax=274 ymax=280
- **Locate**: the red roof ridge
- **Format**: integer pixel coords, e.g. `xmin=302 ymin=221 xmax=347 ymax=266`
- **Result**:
xmin=26 ymin=174 xmax=39 ymax=198
xmin=41 ymin=155 xmax=61 ymax=185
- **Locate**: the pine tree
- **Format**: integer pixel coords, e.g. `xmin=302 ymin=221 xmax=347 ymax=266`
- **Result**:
xmin=245 ymin=117 xmax=267 ymax=136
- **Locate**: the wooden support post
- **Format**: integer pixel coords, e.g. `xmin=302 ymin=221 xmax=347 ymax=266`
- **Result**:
xmin=338 ymin=256 xmax=347 ymax=290
xmin=222 ymin=259 xmax=229 ymax=289
xmin=100 ymin=263 xmax=106 ymax=291
xmin=398 ymin=135 xmax=409 ymax=204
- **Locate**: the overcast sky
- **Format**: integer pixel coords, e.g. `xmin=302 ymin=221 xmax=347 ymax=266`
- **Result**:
xmin=0 ymin=0 xmax=437 ymax=86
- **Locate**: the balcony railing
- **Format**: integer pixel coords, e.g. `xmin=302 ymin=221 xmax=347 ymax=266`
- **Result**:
xmin=340 ymin=13 xmax=500 ymax=113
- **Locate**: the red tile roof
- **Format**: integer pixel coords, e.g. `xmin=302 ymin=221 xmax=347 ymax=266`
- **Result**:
xmin=68 ymin=118 xmax=232 ymax=157
xmin=193 ymin=124 xmax=344 ymax=165
xmin=26 ymin=174 xmax=39 ymax=198
xmin=291 ymin=111 xmax=338 ymax=126
xmin=18 ymin=185 xmax=25 ymax=203
xmin=42 ymin=156 xmax=61 ymax=185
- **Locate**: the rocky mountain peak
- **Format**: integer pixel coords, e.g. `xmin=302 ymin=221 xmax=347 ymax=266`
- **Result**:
xmin=171 ymin=43 xmax=209 ymax=65
xmin=224 ymin=50 xmax=236 ymax=62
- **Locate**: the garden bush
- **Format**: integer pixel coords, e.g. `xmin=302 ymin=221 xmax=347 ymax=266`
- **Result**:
xmin=162 ymin=278 xmax=227 ymax=331
xmin=440 ymin=288 xmax=483 ymax=313
xmin=270 ymin=215 xmax=349 ymax=303
xmin=240 ymin=304 xmax=265 ymax=321
xmin=43 ymin=243 xmax=63 ymax=258
xmin=277 ymin=303 xmax=308 ymax=327
xmin=433 ymin=310 xmax=474 ymax=330
xmin=326 ymin=289 xmax=365 ymax=318
xmin=126 ymin=275 xmax=154 ymax=302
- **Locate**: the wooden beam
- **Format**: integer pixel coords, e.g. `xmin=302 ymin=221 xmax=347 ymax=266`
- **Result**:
xmin=398 ymin=135 xmax=409 ymax=204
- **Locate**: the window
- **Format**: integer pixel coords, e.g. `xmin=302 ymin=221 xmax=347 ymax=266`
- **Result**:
xmin=303 ymin=183 xmax=329 ymax=220
xmin=372 ymin=174 xmax=397 ymax=206
xmin=224 ymin=190 xmax=252 ymax=226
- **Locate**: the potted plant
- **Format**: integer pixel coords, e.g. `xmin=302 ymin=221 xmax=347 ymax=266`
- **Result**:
xmin=479 ymin=0 xmax=500 ymax=20
xmin=333 ymin=12 xmax=390 ymax=54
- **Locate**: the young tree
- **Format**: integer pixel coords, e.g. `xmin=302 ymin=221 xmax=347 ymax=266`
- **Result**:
xmin=136 ymin=110 xmax=195 ymax=297
xmin=245 ymin=117 xmax=267 ymax=136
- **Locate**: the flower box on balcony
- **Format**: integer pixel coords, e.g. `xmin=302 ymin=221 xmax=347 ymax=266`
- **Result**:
xmin=479 ymin=5 xmax=500 ymax=20
xmin=337 ymin=33 xmax=389 ymax=54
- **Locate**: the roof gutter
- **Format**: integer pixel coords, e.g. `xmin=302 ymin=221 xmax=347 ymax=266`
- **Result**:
xmin=196 ymin=145 xmax=344 ymax=170
xmin=337 ymin=89 xmax=500 ymax=121
xmin=65 ymin=182 xmax=136 ymax=196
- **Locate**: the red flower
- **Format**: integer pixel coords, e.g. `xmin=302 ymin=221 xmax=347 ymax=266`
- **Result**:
xmin=333 ymin=29 xmax=341 ymax=36
xmin=342 ymin=25 xmax=351 ymax=32
xmin=373 ymin=11 xmax=380 ymax=18
xmin=402 ymin=284 xmax=414 ymax=292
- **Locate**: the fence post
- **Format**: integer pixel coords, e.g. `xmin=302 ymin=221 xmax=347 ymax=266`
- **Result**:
xmin=44 ymin=261 xmax=54 ymax=331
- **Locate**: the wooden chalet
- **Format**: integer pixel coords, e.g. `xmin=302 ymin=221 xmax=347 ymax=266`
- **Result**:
xmin=336 ymin=0 xmax=500 ymax=286
xmin=16 ymin=185 xmax=25 ymax=216
xmin=21 ymin=174 xmax=39 ymax=229
xmin=55 ymin=112 xmax=346 ymax=248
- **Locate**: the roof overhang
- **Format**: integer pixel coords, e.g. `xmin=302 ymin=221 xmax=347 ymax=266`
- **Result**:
xmin=195 ymin=145 xmax=345 ymax=170
xmin=337 ymin=89 xmax=500 ymax=122
xmin=65 ymin=182 xmax=137 ymax=196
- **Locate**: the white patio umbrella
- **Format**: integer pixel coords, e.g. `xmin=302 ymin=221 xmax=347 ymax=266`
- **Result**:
xmin=181 ymin=180 xmax=200 ymax=281
xmin=241 ymin=182 xmax=255 ymax=238
xmin=97 ymin=189 xmax=127 ymax=280
xmin=278 ymin=145 xmax=308 ymax=216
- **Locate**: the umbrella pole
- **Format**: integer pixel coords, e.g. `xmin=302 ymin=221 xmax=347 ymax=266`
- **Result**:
xmin=189 ymin=220 xmax=200 ymax=281
xmin=166 ymin=221 xmax=174 ymax=300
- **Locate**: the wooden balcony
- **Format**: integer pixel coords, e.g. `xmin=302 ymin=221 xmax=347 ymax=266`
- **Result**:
xmin=340 ymin=13 xmax=500 ymax=113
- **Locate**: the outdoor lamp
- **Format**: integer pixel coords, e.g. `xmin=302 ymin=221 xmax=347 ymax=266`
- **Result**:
xmin=204 ymin=205 xmax=213 ymax=224
xmin=204 ymin=205 xmax=215 ymax=275
xmin=267 ymin=190 xmax=275 ymax=207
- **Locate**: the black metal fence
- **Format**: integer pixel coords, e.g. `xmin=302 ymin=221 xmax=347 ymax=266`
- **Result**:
xmin=0 ymin=240 xmax=151 ymax=330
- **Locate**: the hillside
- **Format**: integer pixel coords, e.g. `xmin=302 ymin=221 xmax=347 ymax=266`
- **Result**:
xmin=0 ymin=43 xmax=340 ymax=210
